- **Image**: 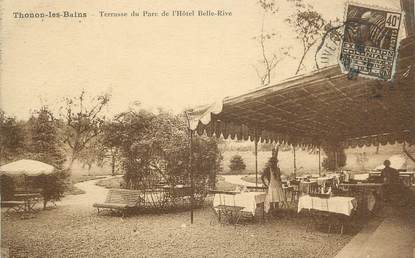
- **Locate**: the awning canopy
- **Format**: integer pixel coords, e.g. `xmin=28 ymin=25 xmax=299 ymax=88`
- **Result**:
xmin=0 ymin=159 xmax=57 ymax=177
xmin=187 ymin=36 xmax=415 ymax=148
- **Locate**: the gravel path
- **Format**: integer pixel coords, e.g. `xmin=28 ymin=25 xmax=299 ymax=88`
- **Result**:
xmin=60 ymin=176 xmax=112 ymax=208
xmin=1 ymin=177 xmax=353 ymax=258
xmin=222 ymin=175 xmax=259 ymax=187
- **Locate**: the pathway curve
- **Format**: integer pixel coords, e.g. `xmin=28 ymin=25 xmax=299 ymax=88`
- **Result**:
xmin=221 ymin=175 xmax=263 ymax=187
xmin=59 ymin=176 xmax=118 ymax=208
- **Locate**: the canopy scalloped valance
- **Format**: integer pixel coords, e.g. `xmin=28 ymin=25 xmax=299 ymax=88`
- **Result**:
xmin=190 ymin=109 xmax=415 ymax=148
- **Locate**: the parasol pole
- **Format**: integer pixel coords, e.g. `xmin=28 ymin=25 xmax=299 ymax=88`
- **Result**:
xmin=254 ymin=128 xmax=258 ymax=187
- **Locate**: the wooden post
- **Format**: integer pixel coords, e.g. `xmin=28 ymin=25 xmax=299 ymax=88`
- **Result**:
xmin=293 ymin=145 xmax=297 ymax=177
xmin=334 ymin=150 xmax=338 ymax=171
xmin=318 ymin=145 xmax=321 ymax=177
xmin=189 ymin=129 xmax=194 ymax=224
xmin=184 ymin=111 xmax=194 ymax=224
xmin=254 ymin=129 xmax=258 ymax=187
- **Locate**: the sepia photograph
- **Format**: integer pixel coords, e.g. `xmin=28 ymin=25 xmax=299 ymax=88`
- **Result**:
xmin=1 ymin=0 xmax=414 ymax=257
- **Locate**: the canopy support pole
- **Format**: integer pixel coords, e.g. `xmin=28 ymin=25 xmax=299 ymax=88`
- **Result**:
xmin=189 ymin=128 xmax=194 ymax=224
xmin=254 ymin=129 xmax=258 ymax=187
xmin=334 ymin=150 xmax=338 ymax=171
xmin=318 ymin=145 xmax=321 ymax=176
xmin=293 ymin=145 xmax=297 ymax=178
xmin=184 ymin=112 xmax=194 ymax=224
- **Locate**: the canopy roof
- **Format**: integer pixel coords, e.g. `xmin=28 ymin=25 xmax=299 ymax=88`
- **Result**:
xmin=187 ymin=36 xmax=415 ymax=148
xmin=0 ymin=159 xmax=56 ymax=177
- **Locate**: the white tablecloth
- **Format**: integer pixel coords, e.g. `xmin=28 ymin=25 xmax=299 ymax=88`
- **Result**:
xmin=297 ymin=195 xmax=356 ymax=216
xmin=213 ymin=192 xmax=266 ymax=215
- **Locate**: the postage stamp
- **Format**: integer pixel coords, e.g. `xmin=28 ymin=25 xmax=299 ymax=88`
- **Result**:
xmin=339 ymin=3 xmax=403 ymax=81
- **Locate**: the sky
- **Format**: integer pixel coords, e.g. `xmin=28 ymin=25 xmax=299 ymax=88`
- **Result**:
xmin=0 ymin=0 xmax=404 ymax=119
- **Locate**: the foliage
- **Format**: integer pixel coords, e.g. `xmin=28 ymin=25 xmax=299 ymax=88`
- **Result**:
xmin=107 ymin=109 xmax=222 ymax=192
xmin=0 ymin=175 xmax=15 ymax=200
xmin=26 ymin=107 xmax=66 ymax=169
xmin=33 ymin=171 xmax=69 ymax=209
xmin=254 ymin=1 xmax=290 ymax=86
xmin=0 ymin=110 xmax=25 ymax=164
xmin=229 ymin=155 xmax=246 ymax=172
xmin=77 ymin=137 xmax=107 ymax=173
xmin=286 ymin=3 xmax=326 ymax=75
xmin=322 ymin=144 xmax=346 ymax=171
xmin=60 ymin=91 xmax=110 ymax=171
xmin=101 ymin=120 xmax=125 ymax=176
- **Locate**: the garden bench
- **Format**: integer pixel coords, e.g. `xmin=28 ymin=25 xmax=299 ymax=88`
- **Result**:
xmin=93 ymin=189 xmax=144 ymax=217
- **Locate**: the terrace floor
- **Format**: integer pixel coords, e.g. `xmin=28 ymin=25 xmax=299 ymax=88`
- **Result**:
xmin=336 ymin=187 xmax=415 ymax=258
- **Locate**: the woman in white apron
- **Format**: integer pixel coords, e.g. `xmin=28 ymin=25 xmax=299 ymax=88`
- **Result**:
xmin=262 ymin=157 xmax=288 ymax=213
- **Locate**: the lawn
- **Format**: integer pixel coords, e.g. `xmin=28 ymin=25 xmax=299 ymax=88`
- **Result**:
xmin=95 ymin=176 xmax=123 ymax=189
xmin=221 ymin=150 xmax=321 ymax=176
xmin=241 ymin=175 xmax=261 ymax=184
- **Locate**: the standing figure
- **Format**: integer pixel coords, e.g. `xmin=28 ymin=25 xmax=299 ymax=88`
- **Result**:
xmin=262 ymin=156 xmax=288 ymax=213
xmin=381 ymin=159 xmax=401 ymax=201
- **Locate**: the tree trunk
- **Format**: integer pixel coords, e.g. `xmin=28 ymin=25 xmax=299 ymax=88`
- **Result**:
xmin=295 ymin=51 xmax=307 ymax=75
xmin=88 ymin=163 xmax=92 ymax=176
xmin=111 ymin=153 xmax=116 ymax=176
xmin=295 ymin=46 xmax=312 ymax=75
xmin=67 ymin=155 xmax=76 ymax=172
xmin=43 ymin=198 xmax=47 ymax=210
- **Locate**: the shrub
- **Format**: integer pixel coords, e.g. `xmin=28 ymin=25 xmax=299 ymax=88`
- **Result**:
xmin=0 ymin=175 xmax=15 ymax=201
xmin=229 ymin=155 xmax=246 ymax=172
xmin=33 ymin=170 xmax=69 ymax=209
xmin=322 ymin=145 xmax=346 ymax=171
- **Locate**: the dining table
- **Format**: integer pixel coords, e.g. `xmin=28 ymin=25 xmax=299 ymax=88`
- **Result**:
xmin=297 ymin=194 xmax=357 ymax=234
xmin=297 ymin=195 xmax=357 ymax=216
xmin=212 ymin=191 xmax=267 ymax=224
xmin=338 ymin=183 xmax=384 ymax=216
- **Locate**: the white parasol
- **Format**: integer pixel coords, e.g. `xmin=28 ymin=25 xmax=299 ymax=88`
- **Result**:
xmin=0 ymin=159 xmax=56 ymax=177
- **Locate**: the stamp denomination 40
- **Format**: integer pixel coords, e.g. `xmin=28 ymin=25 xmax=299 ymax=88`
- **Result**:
xmin=339 ymin=3 xmax=403 ymax=81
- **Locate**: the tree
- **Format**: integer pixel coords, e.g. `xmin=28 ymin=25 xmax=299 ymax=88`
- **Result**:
xmin=26 ymin=106 xmax=66 ymax=169
xmin=254 ymin=1 xmax=290 ymax=87
xmin=229 ymin=155 xmax=246 ymax=172
xmin=77 ymin=137 xmax=107 ymax=175
xmin=0 ymin=110 xmax=25 ymax=164
xmin=322 ymin=144 xmax=346 ymax=171
xmin=101 ymin=120 xmax=126 ymax=176
xmin=286 ymin=3 xmax=326 ymax=75
xmin=60 ymin=91 xmax=110 ymax=171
